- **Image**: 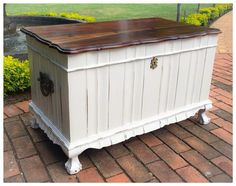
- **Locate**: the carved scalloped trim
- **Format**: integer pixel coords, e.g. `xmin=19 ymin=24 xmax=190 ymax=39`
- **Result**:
xmin=29 ymin=101 xmax=212 ymax=158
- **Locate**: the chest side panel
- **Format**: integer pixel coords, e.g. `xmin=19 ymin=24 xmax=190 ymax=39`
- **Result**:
xmin=27 ymin=36 xmax=71 ymax=140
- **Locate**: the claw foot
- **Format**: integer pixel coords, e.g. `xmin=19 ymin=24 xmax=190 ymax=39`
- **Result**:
xmin=65 ymin=156 xmax=82 ymax=175
xmin=198 ymin=104 xmax=212 ymax=125
xmin=31 ymin=118 xmax=39 ymax=129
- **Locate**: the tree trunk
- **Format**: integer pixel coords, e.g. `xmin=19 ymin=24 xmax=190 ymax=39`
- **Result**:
xmin=176 ymin=4 xmax=182 ymax=22
xmin=197 ymin=4 xmax=201 ymax=12
xmin=4 ymin=4 xmax=6 ymax=17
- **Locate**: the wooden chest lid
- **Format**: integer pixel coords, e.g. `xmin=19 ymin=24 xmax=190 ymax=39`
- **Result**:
xmin=21 ymin=17 xmax=220 ymax=54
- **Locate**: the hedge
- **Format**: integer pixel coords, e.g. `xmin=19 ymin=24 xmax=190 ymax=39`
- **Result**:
xmin=181 ymin=4 xmax=232 ymax=26
xmin=4 ymin=56 xmax=30 ymax=95
xmin=20 ymin=12 xmax=96 ymax=22
xmin=181 ymin=13 xmax=208 ymax=26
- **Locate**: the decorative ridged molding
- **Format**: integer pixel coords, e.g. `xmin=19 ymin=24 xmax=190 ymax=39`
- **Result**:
xmin=29 ymin=100 xmax=212 ymax=158
xmin=27 ymin=43 xmax=217 ymax=73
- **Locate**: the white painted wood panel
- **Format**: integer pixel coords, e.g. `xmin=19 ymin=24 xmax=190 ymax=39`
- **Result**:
xmin=56 ymin=70 xmax=70 ymax=140
xmin=123 ymin=47 xmax=136 ymax=124
xmin=142 ymin=43 xmax=164 ymax=118
xmin=185 ymin=37 xmax=201 ymax=105
xmin=166 ymin=40 xmax=182 ymax=111
xmin=192 ymin=36 xmax=208 ymax=103
xmin=158 ymin=41 xmax=173 ymax=113
xmin=28 ymin=49 xmax=36 ymax=104
xmin=174 ymin=39 xmax=193 ymax=108
xmin=53 ymin=65 xmax=62 ymax=132
xmin=108 ymin=49 xmax=126 ymax=129
xmin=132 ymin=46 xmax=145 ymax=122
xmin=97 ymin=51 xmax=109 ymax=132
xmin=68 ymin=54 xmax=88 ymax=141
xmin=86 ymin=52 xmax=98 ymax=135
xmin=200 ymin=35 xmax=217 ymax=100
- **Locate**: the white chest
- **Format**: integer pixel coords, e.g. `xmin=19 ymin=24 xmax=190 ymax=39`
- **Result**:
xmin=22 ymin=18 xmax=219 ymax=174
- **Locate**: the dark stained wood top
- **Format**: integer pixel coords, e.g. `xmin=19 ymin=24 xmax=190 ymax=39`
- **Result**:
xmin=21 ymin=17 xmax=221 ymax=54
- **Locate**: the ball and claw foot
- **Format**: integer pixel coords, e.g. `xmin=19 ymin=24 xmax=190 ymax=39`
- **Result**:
xmin=65 ymin=156 xmax=82 ymax=175
xmin=31 ymin=118 xmax=39 ymax=129
xmin=198 ymin=109 xmax=211 ymax=125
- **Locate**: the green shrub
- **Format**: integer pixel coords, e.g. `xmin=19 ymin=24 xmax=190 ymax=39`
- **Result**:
xmin=199 ymin=8 xmax=211 ymax=18
xmin=208 ymin=7 xmax=220 ymax=20
xmin=4 ymin=56 xmax=30 ymax=95
xmin=182 ymin=4 xmax=232 ymax=26
xmin=59 ymin=12 xmax=96 ymax=22
xmin=20 ymin=11 xmax=96 ymax=22
xmin=226 ymin=4 xmax=233 ymax=10
xmin=181 ymin=13 xmax=208 ymax=26
xmin=45 ymin=12 xmax=58 ymax=17
xmin=199 ymin=7 xmax=219 ymax=20
xmin=215 ymin=4 xmax=226 ymax=15
xmin=215 ymin=4 xmax=232 ymax=15
xmin=181 ymin=16 xmax=201 ymax=26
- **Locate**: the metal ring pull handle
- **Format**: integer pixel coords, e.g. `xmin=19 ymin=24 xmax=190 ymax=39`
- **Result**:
xmin=37 ymin=72 xmax=54 ymax=97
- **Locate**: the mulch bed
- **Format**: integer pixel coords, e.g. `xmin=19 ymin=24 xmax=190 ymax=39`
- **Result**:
xmin=4 ymin=90 xmax=31 ymax=106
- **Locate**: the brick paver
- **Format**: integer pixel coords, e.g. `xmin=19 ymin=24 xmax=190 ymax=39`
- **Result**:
xmin=147 ymin=160 xmax=183 ymax=182
xmin=117 ymin=154 xmax=154 ymax=182
xmin=152 ymin=144 xmax=189 ymax=170
xmin=3 ymin=10 xmax=232 ymax=182
xmin=87 ymin=149 xmax=123 ymax=178
xmin=211 ymin=156 xmax=232 ymax=177
xmin=4 ymin=151 xmax=20 ymax=178
xmin=15 ymin=101 xmax=29 ymax=113
xmin=125 ymin=138 xmax=159 ymax=164
xmin=176 ymin=166 xmax=209 ymax=182
xmin=76 ymin=167 xmax=104 ymax=182
xmin=106 ymin=173 xmax=131 ymax=182
xmin=19 ymin=155 xmax=50 ymax=182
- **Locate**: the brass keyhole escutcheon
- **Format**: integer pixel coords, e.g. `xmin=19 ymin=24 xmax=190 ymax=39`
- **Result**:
xmin=150 ymin=57 xmax=158 ymax=69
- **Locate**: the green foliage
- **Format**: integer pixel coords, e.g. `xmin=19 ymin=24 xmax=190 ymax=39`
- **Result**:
xmin=20 ymin=11 xmax=96 ymax=22
xmin=182 ymin=3 xmax=232 ymax=26
xmin=199 ymin=7 xmax=219 ymax=20
xmin=4 ymin=56 xmax=30 ymax=95
xmin=199 ymin=8 xmax=211 ymax=18
xmin=45 ymin=12 xmax=58 ymax=17
xmin=215 ymin=4 xmax=232 ymax=15
xmin=208 ymin=7 xmax=220 ymax=20
xmin=181 ymin=13 xmax=208 ymax=26
xmin=59 ymin=12 xmax=96 ymax=22
xmin=215 ymin=4 xmax=226 ymax=15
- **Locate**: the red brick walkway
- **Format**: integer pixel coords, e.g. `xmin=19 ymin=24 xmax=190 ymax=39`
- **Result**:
xmin=4 ymin=12 xmax=232 ymax=182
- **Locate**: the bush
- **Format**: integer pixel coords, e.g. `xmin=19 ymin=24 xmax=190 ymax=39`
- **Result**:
xmin=4 ymin=56 xmax=30 ymax=95
xmin=208 ymin=7 xmax=220 ymax=20
xmin=215 ymin=4 xmax=232 ymax=15
xmin=199 ymin=7 xmax=219 ymax=20
xmin=20 ymin=12 xmax=96 ymax=22
xmin=45 ymin=12 xmax=58 ymax=17
xmin=215 ymin=4 xmax=227 ymax=15
xmin=181 ymin=13 xmax=208 ymax=26
xmin=182 ymin=3 xmax=232 ymax=26
xmin=59 ymin=12 xmax=96 ymax=22
xmin=199 ymin=8 xmax=211 ymax=18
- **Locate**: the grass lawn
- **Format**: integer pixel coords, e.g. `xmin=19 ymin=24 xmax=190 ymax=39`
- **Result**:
xmin=6 ymin=4 xmax=214 ymax=22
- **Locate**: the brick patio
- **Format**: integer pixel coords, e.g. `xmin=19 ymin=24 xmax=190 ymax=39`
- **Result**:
xmin=4 ymin=11 xmax=233 ymax=182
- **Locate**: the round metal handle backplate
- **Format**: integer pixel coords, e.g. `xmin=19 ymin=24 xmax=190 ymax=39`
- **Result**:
xmin=37 ymin=72 xmax=54 ymax=97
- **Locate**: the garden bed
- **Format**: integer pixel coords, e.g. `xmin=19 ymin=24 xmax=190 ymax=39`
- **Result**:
xmin=8 ymin=15 xmax=85 ymax=28
xmin=4 ymin=15 xmax=86 ymax=57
